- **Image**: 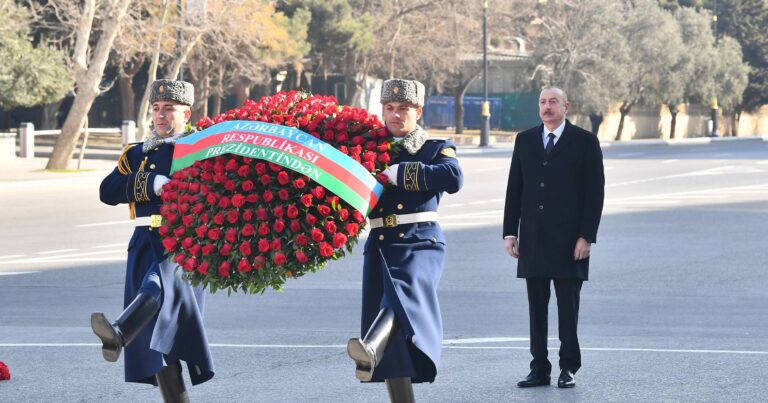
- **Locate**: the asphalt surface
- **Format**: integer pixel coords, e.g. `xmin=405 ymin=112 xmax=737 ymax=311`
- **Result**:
xmin=1 ymin=137 xmax=767 ymax=402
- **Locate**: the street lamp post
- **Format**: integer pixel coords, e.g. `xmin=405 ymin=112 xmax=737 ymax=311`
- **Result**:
xmin=711 ymin=0 xmax=719 ymax=137
xmin=479 ymin=0 xmax=490 ymax=147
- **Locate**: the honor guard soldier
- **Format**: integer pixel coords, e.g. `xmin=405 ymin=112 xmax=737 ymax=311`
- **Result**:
xmin=346 ymin=79 xmax=463 ymax=402
xmin=92 ymin=79 xmax=214 ymax=402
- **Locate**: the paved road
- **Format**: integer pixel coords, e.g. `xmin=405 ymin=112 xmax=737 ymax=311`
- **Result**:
xmin=1 ymin=138 xmax=767 ymax=402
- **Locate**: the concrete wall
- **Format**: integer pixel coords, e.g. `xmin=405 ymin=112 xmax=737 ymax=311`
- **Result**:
xmin=571 ymin=103 xmax=768 ymax=142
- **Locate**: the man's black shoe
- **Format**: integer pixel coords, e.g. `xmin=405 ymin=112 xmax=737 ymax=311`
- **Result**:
xmin=517 ymin=370 xmax=551 ymax=388
xmin=557 ymin=369 xmax=575 ymax=388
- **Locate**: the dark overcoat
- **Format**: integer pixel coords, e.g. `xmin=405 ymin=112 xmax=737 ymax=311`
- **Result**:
xmin=362 ymin=137 xmax=463 ymax=383
xmin=100 ymin=142 xmax=214 ymax=385
xmin=503 ymin=120 xmax=605 ymax=280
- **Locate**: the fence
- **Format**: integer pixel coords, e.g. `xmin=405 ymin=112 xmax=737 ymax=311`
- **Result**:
xmin=18 ymin=120 xmax=136 ymax=160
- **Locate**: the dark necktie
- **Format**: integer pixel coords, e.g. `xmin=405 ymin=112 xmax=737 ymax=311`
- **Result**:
xmin=545 ymin=133 xmax=555 ymax=155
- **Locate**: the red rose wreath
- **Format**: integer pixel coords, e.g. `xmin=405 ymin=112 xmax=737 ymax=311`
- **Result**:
xmin=158 ymin=91 xmax=394 ymax=294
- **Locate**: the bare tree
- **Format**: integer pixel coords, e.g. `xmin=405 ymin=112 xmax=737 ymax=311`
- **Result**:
xmin=45 ymin=0 xmax=133 ymax=170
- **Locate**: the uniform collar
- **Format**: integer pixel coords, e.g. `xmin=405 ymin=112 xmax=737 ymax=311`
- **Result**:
xmin=142 ymin=130 xmax=186 ymax=153
xmin=396 ymin=125 xmax=428 ymax=155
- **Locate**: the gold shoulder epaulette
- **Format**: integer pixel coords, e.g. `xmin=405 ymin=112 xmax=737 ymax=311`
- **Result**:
xmin=117 ymin=144 xmax=136 ymax=175
xmin=440 ymin=147 xmax=457 ymax=158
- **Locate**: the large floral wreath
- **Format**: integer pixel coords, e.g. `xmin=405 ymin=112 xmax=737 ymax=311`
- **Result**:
xmin=0 ymin=360 xmax=9 ymax=381
xmin=158 ymin=91 xmax=394 ymax=294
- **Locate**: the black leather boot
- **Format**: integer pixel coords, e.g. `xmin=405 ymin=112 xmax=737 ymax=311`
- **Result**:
xmin=91 ymin=293 xmax=159 ymax=362
xmin=385 ymin=377 xmax=416 ymax=403
xmin=156 ymin=362 xmax=190 ymax=403
xmin=347 ymin=308 xmax=397 ymax=381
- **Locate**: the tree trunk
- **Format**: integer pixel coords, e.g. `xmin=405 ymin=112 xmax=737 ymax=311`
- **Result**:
xmin=136 ymin=0 xmax=173 ymax=140
xmin=453 ymin=74 xmax=478 ymax=134
xmin=234 ymin=78 xmax=250 ymax=106
xmin=46 ymin=0 xmax=132 ymax=170
xmin=668 ymin=103 xmax=678 ymax=139
xmin=41 ymin=100 xmax=63 ymax=130
xmin=615 ymin=101 xmax=633 ymax=141
xmin=589 ymin=113 xmax=603 ymax=136
xmin=119 ymin=75 xmax=136 ymax=122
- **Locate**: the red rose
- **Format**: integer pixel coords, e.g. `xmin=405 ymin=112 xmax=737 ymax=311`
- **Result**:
xmin=246 ymin=193 xmax=260 ymax=203
xmin=296 ymin=233 xmax=309 ymax=246
xmin=317 ymin=205 xmax=331 ymax=216
xmin=242 ymin=209 xmax=254 ymax=221
xmin=362 ymin=161 xmax=375 ymax=171
xmin=173 ymin=226 xmax=186 ymax=238
xmin=301 ymin=194 xmax=313 ymax=207
xmin=353 ymin=210 xmax=365 ymax=222
xmin=363 ymin=151 xmax=376 ymax=162
xmin=225 ymin=158 xmax=239 ymax=172
xmin=274 ymin=252 xmax=287 ymax=265
xmin=175 ymin=253 xmax=187 ymax=265
xmin=238 ymin=165 xmax=251 ymax=177
xmin=263 ymin=190 xmax=274 ymax=202
xmin=260 ymin=174 xmax=272 ymax=186
xmin=270 ymin=238 xmax=282 ymax=251
xmin=377 ymin=141 xmax=390 ymax=152
xmin=225 ymin=228 xmax=237 ymax=243
xmin=346 ymin=223 xmax=359 ymax=236
xmin=377 ymin=153 xmax=391 ymax=164
xmin=218 ymin=196 xmax=231 ymax=209
xmin=338 ymin=209 xmax=349 ymax=221
xmin=218 ymin=261 xmax=231 ymax=277
xmin=278 ymin=189 xmax=290 ymax=200
xmin=225 ymin=180 xmax=236 ymax=192
xmin=287 ymin=205 xmax=299 ymax=218
xmin=242 ymin=180 xmax=254 ymax=192
xmin=311 ymin=228 xmax=325 ymax=242
xmin=376 ymin=172 xmax=388 ymax=184
xmin=158 ymin=225 xmax=170 ymax=236
xmin=206 ymin=193 xmax=218 ymax=206
xmin=306 ymin=213 xmax=317 ymax=226
xmin=227 ymin=209 xmax=239 ymax=224
xmin=277 ymin=171 xmax=290 ymax=185
xmin=202 ymin=243 xmax=216 ymax=255
xmin=238 ymin=258 xmax=252 ymax=273
xmin=253 ymin=255 xmax=266 ymax=269
xmin=213 ymin=213 xmax=225 ymax=226
xmin=312 ymin=186 xmax=326 ymax=200
xmin=232 ymin=194 xmax=246 ymax=208
xmin=319 ymin=242 xmax=334 ymax=257
xmin=197 ymin=261 xmax=209 ymax=275
xmin=255 ymin=162 xmax=266 ymax=175
xmin=290 ymin=220 xmax=301 ymax=232
xmin=293 ymin=178 xmax=306 ymax=189
xmin=162 ymin=237 xmax=178 ymax=252
xmin=183 ymin=257 xmax=197 ymax=272
xmin=188 ymin=182 xmax=200 ymax=192
xmin=195 ymin=224 xmax=208 ymax=238
xmin=242 ymin=223 xmax=255 ymax=237
xmin=324 ymin=221 xmax=337 ymax=234
xmin=258 ymin=238 xmax=270 ymax=253
xmin=257 ymin=208 xmax=269 ymax=220
xmin=269 ymin=163 xmax=283 ymax=172
xmin=191 ymin=203 xmax=205 ymax=215
xmin=253 ymin=221 xmax=269 ymax=236
xmin=273 ymin=219 xmax=285 ymax=233
xmin=332 ymin=232 xmax=348 ymax=248
xmin=295 ymin=250 xmax=308 ymax=264
xmin=239 ymin=241 xmax=252 ymax=256
xmin=181 ymin=237 xmax=194 ymax=250
xmin=207 ymin=228 xmax=221 ymax=241
xmin=220 ymin=243 xmax=233 ymax=256
xmin=273 ymin=205 xmax=285 ymax=218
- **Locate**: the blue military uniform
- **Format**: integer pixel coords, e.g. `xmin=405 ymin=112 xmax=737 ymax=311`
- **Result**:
xmin=361 ymin=132 xmax=463 ymax=383
xmin=100 ymin=141 xmax=214 ymax=385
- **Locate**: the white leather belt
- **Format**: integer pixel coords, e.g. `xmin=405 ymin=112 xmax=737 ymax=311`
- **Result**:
xmin=135 ymin=215 xmax=163 ymax=228
xmin=369 ymin=212 xmax=438 ymax=229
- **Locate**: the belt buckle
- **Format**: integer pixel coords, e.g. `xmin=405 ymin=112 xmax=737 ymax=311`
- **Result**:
xmin=383 ymin=214 xmax=398 ymax=228
xmin=150 ymin=214 xmax=163 ymax=228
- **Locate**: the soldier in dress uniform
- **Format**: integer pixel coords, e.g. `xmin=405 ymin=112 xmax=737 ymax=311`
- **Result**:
xmin=91 ymin=79 xmax=214 ymax=402
xmin=346 ymin=79 xmax=463 ymax=403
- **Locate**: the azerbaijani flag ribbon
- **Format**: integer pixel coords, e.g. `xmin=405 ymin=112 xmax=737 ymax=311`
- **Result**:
xmin=171 ymin=120 xmax=384 ymax=216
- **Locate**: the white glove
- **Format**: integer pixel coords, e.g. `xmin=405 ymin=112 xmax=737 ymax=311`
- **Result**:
xmin=153 ymin=174 xmax=171 ymax=196
xmin=383 ymin=164 xmax=399 ymax=186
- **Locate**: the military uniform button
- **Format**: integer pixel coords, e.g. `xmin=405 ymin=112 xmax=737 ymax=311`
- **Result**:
xmin=543 ymin=161 xmax=548 ymax=166
xmin=378 ymin=235 xmax=384 ymax=241
xmin=396 ymin=203 xmax=404 ymax=210
xmin=539 ymin=205 xmax=544 ymax=210
xmin=379 ymin=207 xmax=383 ymax=212
xmin=539 ymin=182 xmax=545 ymax=188
xmin=432 ymin=237 xmax=437 ymax=242
xmin=150 ymin=164 xmax=156 ymax=170
xmin=398 ymin=233 xmax=404 ymax=238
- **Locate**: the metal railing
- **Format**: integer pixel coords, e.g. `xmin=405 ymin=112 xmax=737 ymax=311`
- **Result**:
xmin=18 ymin=121 xmax=136 ymax=162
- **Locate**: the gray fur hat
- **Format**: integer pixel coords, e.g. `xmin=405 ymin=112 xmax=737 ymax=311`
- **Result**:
xmin=380 ymin=79 xmax=425 ymax=107
xmin=150 ymin=79 xmax=194 ymax=106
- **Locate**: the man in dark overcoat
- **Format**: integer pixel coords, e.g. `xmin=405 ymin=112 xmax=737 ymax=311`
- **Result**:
xmin=503 ymin=86 xmax=604 ymax=389
xmin=91 ymin=79 xmax=214 ymax=402
xmin=346 ymin=79 xmax=463 ymax=403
